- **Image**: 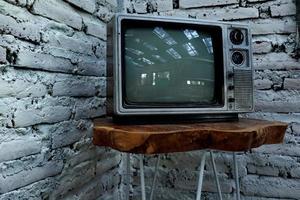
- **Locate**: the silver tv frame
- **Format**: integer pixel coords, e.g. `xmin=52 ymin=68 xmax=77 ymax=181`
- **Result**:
xmin=107 ymin=14 xmax=254 ymax=118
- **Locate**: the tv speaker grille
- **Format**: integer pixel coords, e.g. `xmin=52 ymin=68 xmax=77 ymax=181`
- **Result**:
xmin=234 ymin=69 xmax=253 ymax=110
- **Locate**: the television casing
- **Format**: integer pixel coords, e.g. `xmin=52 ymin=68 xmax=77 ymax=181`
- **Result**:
xmin=106 ymin=14 xmax=254 ymax=121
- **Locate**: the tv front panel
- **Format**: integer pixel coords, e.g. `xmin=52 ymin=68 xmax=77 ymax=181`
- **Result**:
xmin=107 ymin=14 xmax=253 ymax=119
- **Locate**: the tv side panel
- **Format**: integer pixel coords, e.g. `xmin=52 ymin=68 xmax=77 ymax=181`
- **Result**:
xmin=106 ymin=18 xmax=114 ymax=116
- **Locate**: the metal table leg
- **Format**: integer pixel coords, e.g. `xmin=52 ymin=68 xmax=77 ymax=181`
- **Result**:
xmin=139 ymin=155 xmax=146 ymax=200
xmin=196 ymin=152 xmax=207 ymax=200
xmin=125 ymin=153 xmax=130 ymax=200
xmin=210 ymin=150 xmax=223 ymax=200
xmin=233 ymin=153 xmax=241 ymax=200
xmin=149 ymin=155 xmax=161 ymax=200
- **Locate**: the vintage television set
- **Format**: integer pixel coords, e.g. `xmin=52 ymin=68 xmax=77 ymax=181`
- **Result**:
xmin=106 ymin=14 xmax=253 ymax=122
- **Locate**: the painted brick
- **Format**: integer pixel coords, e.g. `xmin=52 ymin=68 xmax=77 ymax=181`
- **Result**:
xmin=0 ymin=1 xmax=71 ymax=43
xmin=65 ymin=0 xmax=96 ymax=14
xmin=245 ymin=154 xmax=298 ymax=175
xmin=52 ymin=76 xmax=105 ymax=97
xmin=252 ymin=41 xmax=272 ymax=54
xmin=3 ymin=0 xmax=27 ymax=6
xmin=0 ymin=1 xmax=41 ymax=41
xmin=253 ymin=144 xmax=300 ymax=157
xmin=0 ymin=46 xmax=6 ymax=63
xmin=179 ymin=0 xmax=239 ymax=9
xmin=81 ymin=14 xmax=107 ymax=40
xmin=0 ymin=178 xmax=56 ymax=200
xmin=250 ymin=19 xmax=297 ymax=35
xmin=284 ymin=78 xmax=300 ymax=90
xmin=76 ymin=59 xmax=106 ymax=77
xmin=255 ymin=90 xmax=300 ymax=103
xmin=254 ymin=79 xmax=273 ymax=89
xmin=247 ymin=0 xmax=269 ymax=2
xmin=291 ymin=123 xmax=300 ymax=134
xmin=15 ymin=50 xmax=75 ymax=74
xmin=247 ymin=164 xmax=279 ymax=176
xmin=96 ymin=154 xmax=121 ymax=175
xmin=13 ymin=97 xmax=73 ymax=127
xmin=291 ymin=167 xmax=300 ymax=178
xmin=167 ymin=169 xmax=233 ymax=193
xmin=95 ymin=41 xmax=106 ymax=59
xmin=245 ymin=112 xmax=300 ymax=124
xmin=63 ymin=177 xmax=102 ymax=200
xmin=0 ymin=13 xmax=41 ymax=43
xmin=255 ymin=101 xmax=300 ymax=112
xmin=95 ymin=5 xmax=114 ymax=23
xmin=14 ymin=105 xmax=72 ymax=127
xmin=0 ymin=0 xmax=120 ymax=199
xmin=0 ymin=77 xmax=47 ymax=98
xmin=0 ymin=35 xmax=36 ymax=55
xmin=196 ymin=7 xmax=259 ymax=20
xmin=74 ymin=97 xmax=106 ymax=119
xmin=106 ymin=0 xmax=118 ymax=8
xmin=241 ymin=175 xmax=300 ymax=199
xmin=133 ymin=1 xmax=148 ymax=13
xmin=0 ymin=153 xmax=46 ymax=177
xmin=0 ymin=97 xmax=17 ymax=127
xmin=0 ymin=127 xmax=31 ymax=144
xmin=32 ymin=0 xmax=83 ymax=30
xmin=0 ymin=161 xmax=63 ymax=193
xmin=45 ymin=32 xmax=95 ymax=56
xmin=0 ymin=137 xmax=42 ymax=162
xmin=64 ymin=146 xmax=98 ymax=168
xmin=50 ymin=161 xmax=96 ymax=199
xmin=159 ymin=9 xmax=191 ymax=18
xmin=37 ymin=120 xmax=93 ymax=149
xmin=253 ymin=53 xmax=300 ymax=70
xmin=270 ymin=3 xmax=296 ymax=17
xmin=0 ymin=68 xmax=104 ymax=99
xmin=157 ymin=0 xmax=173 ymax=12
xmin=1 ymin=0 xmax=299 ymax=199
xmin=64 ymin=172 xmax=121 ymax=200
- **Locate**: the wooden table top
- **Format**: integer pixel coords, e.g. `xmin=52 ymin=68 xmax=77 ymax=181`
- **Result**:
xmin=93 ymin=118 xmax=288 ymax=154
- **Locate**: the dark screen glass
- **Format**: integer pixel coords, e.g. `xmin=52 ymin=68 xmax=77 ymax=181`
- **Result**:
xmin=123 ymin=22 xmax=220 ymax=106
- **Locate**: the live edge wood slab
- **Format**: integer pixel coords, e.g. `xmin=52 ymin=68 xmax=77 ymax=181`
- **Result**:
xmin=93 ymin=118 xmax=288 ymax=154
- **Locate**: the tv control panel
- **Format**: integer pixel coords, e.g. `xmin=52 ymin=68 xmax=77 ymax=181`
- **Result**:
xmin=227 ymin=26 xmax=253 ymax=111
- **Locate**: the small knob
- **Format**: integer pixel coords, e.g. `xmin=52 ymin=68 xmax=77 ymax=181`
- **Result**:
xmin=228 ymin=72 xmax=234 ymax=78
xmin=228 ymin=98 xmax=235 ymax=103
xmin=232 ymin=51 xmax=245 ymax=66
xmin=230 ymin=29 xmax=244 ymax=45
xmin=228 ymin=85 xmax=234 ymax=90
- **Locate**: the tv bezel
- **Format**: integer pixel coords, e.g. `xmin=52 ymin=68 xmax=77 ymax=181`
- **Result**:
xmin=120 ymin=19 xmax=224 ymax=109
xmin=111 ymin=14 xmax=253 ymax=116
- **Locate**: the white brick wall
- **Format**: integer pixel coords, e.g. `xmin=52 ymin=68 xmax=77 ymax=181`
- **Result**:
xmin=0 ymin=0 xmax=120 ymax=199
xmin=0 ymin=0 xmax=299 ymax=199
xmin=124 ymin=0 xmax=299 ymax=200
xmin=32 ymin=0 xmax=83 ymax=30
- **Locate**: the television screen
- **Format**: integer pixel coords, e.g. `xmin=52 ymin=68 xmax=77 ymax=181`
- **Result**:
xmin=122 ymin=20 xmax=223 ymax=107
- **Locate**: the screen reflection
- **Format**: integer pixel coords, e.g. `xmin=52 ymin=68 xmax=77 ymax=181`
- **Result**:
xmin=124 ymin=26 xmax=215 ymax=104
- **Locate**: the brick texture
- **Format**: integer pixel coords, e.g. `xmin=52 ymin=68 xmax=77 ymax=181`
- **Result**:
xmin=124 ymin=0 xmax=299 ymax=200
xmin=0 ymin=0 xmax=299 ymax=199
xmin=0 ymin=0 xmax=120 ymax=199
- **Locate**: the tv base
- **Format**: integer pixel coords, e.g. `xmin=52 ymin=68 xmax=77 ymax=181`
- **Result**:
xmin=112 ymin=113 xmax=238 ymax=124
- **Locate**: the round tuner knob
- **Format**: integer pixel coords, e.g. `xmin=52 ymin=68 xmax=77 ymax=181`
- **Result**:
xmin=231 ymin=51 xmax=245 ymax=66
xmin=230 ymin=29 xmax=244 ymax=45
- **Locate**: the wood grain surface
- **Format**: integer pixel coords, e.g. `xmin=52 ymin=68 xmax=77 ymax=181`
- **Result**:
xmin=93 ymin=118 xmax=288 ymax=154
